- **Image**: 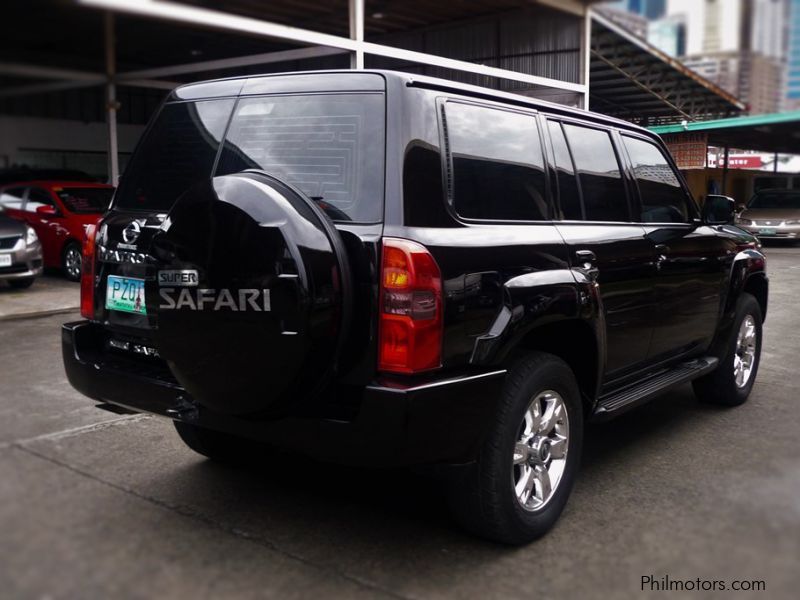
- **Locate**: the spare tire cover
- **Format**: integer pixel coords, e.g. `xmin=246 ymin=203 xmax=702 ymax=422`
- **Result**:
xmin=150 ymin=171 xmax=351 ymax=416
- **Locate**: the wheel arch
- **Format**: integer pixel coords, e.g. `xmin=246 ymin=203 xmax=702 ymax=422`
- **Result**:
xmin=743 ymin=272 xmax=768 ymax=322
xmin=514 ymin=319 xmax=601 ymax=415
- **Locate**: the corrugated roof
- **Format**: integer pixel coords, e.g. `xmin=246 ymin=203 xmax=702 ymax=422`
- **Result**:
xmin=590 ymin=10 xmax=745 ymax=125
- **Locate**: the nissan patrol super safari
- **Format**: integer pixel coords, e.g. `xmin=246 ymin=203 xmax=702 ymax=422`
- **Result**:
xmin=63 ymin=70 xmax=767 ymax=544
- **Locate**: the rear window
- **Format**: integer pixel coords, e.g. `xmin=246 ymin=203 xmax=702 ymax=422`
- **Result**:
xmin=114 ymin=99 xmax=234 ymax=212
xmin=216 ymin=93 xmax=385 ymax=222
xmin=56 ymin=187 xmax=114 ymax=214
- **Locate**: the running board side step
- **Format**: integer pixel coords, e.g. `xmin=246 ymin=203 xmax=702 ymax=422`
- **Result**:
xmin=592 ymin=357 xmax=719 ymax=421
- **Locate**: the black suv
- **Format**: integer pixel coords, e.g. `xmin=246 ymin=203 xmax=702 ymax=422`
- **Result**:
xmin=62 ymin=71 xmax=768 ymax=544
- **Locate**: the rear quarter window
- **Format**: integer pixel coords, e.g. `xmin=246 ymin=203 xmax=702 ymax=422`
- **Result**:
xmin=444 ymin=101 xmax=549 ymax=221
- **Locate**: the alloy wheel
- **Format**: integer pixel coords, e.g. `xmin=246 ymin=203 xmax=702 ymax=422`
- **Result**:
xmin=734 ymin=314 xmax=757 ymax=388
xmin=512 ymin=390 xmax=570 ymax=512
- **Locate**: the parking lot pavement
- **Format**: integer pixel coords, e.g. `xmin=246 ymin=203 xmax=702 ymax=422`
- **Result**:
xmin=1 ymin=247 xmax=799 ymax=599
xmin=0 ymin=273 xmax=78 ymax=320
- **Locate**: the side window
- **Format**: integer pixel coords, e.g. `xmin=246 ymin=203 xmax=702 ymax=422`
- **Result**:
xmin=622 ymin=136 xmax=690 ymax=223
xmin=26 ymin=188 xmax=57 ymax=213
xmin=547 ymin=120 xmax=583 ymax=220
xmin=445 ymin=102 xmax=549 ymax=221
xmin=562 ymin=124 xmax=629 ymax=222
xmin=0 ymin=187 xmax=26 ymax=210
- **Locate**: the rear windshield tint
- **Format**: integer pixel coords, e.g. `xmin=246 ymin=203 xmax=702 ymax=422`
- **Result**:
xmin=56 ymin=187 xmax=114 ymax=214
xmin=114 ymin=99 xmax=234 ymax=212
xmin=216 ymin=93 xmax=385 ymax=222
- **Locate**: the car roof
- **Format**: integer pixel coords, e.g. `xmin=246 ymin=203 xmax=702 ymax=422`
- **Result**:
xmin=170 ymin=69 xmax=649 ymax=137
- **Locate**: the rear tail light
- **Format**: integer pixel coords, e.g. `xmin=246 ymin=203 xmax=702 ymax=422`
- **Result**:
xmin=80 ymin=223 xmax=98 ymax=320
xmin=378 ymin=238 xmax=443 ymax=374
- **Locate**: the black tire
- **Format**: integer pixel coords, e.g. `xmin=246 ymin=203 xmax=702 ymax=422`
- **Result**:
xmin=8 ymin=278 xmax=35 ymax=289
xmin=693 ymin=292 xmax=762 ymax=406
xmin=62 ymin=241 xmax=82 ymax=281
xmin=447 ymin=352 xmax=583 ymax=545
xmin=173 ymin=421 xmax=260 ymax=463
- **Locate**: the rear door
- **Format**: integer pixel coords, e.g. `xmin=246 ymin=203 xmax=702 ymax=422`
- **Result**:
xmin=545 ymin=119 xmax=658 ymax=379
xmin=620 ymin=133 xmax=729 ymax=361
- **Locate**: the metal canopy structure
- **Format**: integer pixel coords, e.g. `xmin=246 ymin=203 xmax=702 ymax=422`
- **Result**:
xmin=650 ymin=111 xmax=800 ymax=154
xmin=2 ymin=0 xmax=597 ymax=183
xmin=1 ymin=0 xmax=748 ymax=183
xmin=590 ymin=11 xmax=746 ymax=125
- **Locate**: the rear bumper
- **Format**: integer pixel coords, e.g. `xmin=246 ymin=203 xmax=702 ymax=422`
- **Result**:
xmin=62 ymin=320 xmax=505 ymax=466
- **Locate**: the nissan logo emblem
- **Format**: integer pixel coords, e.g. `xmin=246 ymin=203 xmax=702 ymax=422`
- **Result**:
xmin=122 ymin=220 xmax=142 ymax=244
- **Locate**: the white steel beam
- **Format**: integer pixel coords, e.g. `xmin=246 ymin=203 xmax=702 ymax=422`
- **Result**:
xmin=117 ymin=46 xmax=344 ymax=80
xmin=0 ymin=61 xmax=104 ymax=82
xmin=105 ymin=13 xmax=120 ymax=186
xmin=78 ymin=0 xmax=587 ymax=94
xmin=581 ymin=7 xmax=592 ymax=109
xmin=0 ymin=77 xmax=182 ymax=99
xmin=349 ymin=0 xmax=365 ymax=69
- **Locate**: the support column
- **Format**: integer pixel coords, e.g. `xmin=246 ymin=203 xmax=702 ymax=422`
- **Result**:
xmin=105 ymin=12 xmax=120 ymax=186
xmin=721 ymin=145 xmax=730 ymax=195
xmin=580 ymin=7 xmax=591 ymax=110
xmin=349 ymin=0 xmax=364 ymax=69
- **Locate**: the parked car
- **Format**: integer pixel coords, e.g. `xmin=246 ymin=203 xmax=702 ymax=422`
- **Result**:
xmin=62 ymin=70 xmax=768 ymax=545
xmin=736 ymin=188 xmax=800 ymax=241
xmin=0 ymin=181 xmax=114 ymax=280
xmin=0 ymin=205 xmax=42 ymax=288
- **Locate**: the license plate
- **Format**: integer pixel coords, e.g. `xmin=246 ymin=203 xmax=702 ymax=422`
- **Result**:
xmin=758 ymin=228 xmax=777 ymax=235
xmin=105 ymin=275 xmax=147 ymax=315
xmin=0 ymin=254 xmax=10 ymax=267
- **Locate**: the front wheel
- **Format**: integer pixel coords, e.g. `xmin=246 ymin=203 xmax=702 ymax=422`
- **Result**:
xmin=693 ymin=293 xmax=763 ymax=406
xmin=448 ymin=352 xmax=583 ymax=545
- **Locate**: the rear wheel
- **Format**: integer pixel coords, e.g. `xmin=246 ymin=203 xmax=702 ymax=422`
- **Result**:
xmin=448 ymin=352 xmax=583 ymax=545
xmin=173 ymin=421 xmax=260 ymax=463
xmin=693 ymin=293 xmax=762 ymax=406
xmin=8 ymin=278 xmax=35 ymax=289
xmin=62 ymin=241 xmax=82 ymax=281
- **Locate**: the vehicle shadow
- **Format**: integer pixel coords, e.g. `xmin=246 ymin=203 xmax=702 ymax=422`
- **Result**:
xmin=148 ymin=384 xmax=722 ymax=565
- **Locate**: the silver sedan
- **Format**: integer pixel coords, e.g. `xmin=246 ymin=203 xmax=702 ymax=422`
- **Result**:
xmin=737 ymin=188 xmax=800 ymax=241
xmin=0 ymin=208 xmax=43 ymax=288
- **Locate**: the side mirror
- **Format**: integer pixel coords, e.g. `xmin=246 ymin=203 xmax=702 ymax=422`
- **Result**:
xmin=35 ymin=205 xmax=58 ymax=216
xmin=702 ymin=195 xmax=736 ymax=225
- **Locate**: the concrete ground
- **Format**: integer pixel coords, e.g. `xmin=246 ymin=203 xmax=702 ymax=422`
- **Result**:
xmin=0 ymin=272 xmax=78 ymax=320
xmin=1 ymin=248 xmax=798 ymax=599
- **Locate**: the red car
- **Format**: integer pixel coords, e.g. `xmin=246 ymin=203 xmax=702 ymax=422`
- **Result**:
xmin=0 ymin=181 xmax=114 ymax=280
